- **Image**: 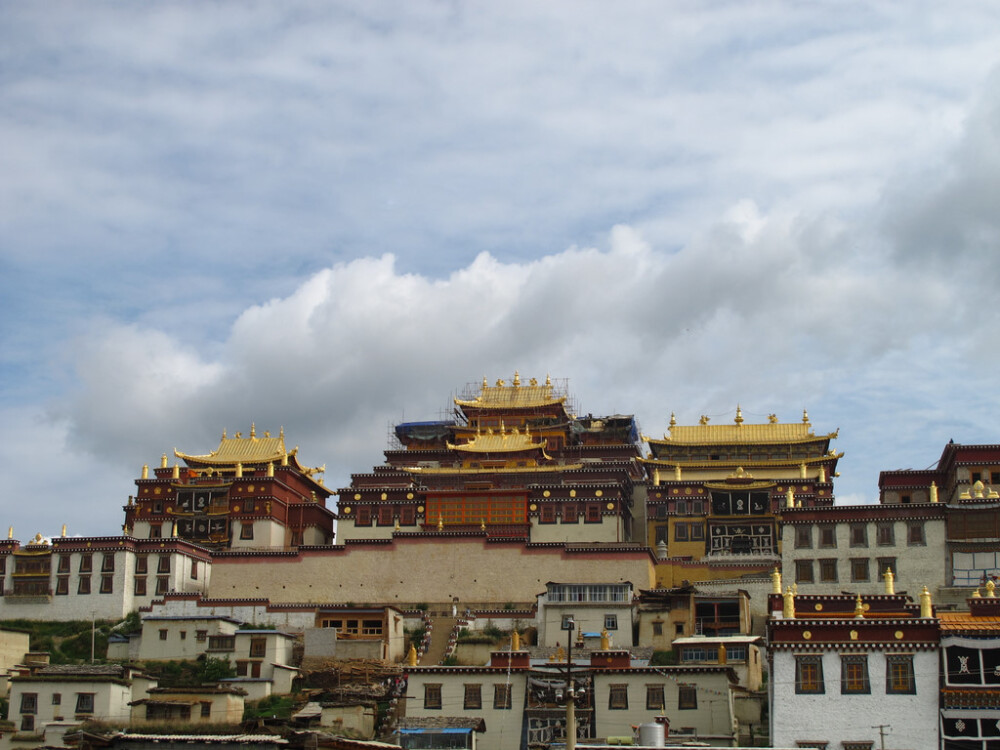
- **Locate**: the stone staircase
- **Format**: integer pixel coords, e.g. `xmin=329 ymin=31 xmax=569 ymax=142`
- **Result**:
xmin=419 ymin=615 xmax=459 ymax=665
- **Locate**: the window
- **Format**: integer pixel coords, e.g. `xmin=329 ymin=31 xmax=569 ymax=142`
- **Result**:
xmin=877 ymin=558 xmax=897 ymax=581
xmin=196 ymin=630 xmax=207 ymax=642
xmin=690 ymin=523 xmax=705 ymax=541
xmin=819 ymin=525 xmax=837 ymax=548
xmin=795 ymin=526 xmax=812 ymax=549
xmin=101 ymin=554 xmax=115 ymax=572
xmin=494 ymin=683 xmax=512 ymax=709
xmin=563 ymin=503 xmax=578 ymax=523
xmin=155 ymin=576 xmax=169 ymax=595
xmin=240 ymin=523 xmax=254 ymax=539
xmin=52 ymin=693 xmax=61 ymax=705
xmin=236 ymin=661 xmax=249 ymax=676
xmin=191 ymin=561 xmax=198 ymax=580
xmin=841 ymin=655 xmax=870 ymax=694
xmin=208 ymin=635 xmax=235 ymax=652
xmin=876 ymin=522 xmax=895 ymax=546
xmin=159 ymin=629 xmax=168 ymax=640
xmin=675 ymin=623 xmax=685 ymax=636
xmin=20 ymin=692 xmax=37 ymax=713
xmin=423 ymin=684 xmax=442 ymax=709
xmin=586 ymin=504 xmax=601 ymax=523
xmin=849 ymin=524 xmax=868 ymax=547
xmin=654 ymin=525 xmax=669 ymax=546
xmin=201 ymin=702 xmax=211 ymax=718
xmin=250 ymin=638 xmax=267 ymax=657
xmin=652 ymin=621 xmax=663 ymax=636
xmin=20 ymin=715 xmax=34 ymax=732
xmin=608 ymin=684 xmax=629 ymax=709
xmin=678 ymin=684 xmax=697 ymax=709
xmin=400 ymin=506 xmax=416 ymax=526
xmin=646 ymin=684 xmax=665 ymax=710
xmin=539 ymin=504 xmax=555 ymax=524
xmin=850 ymin=558 xmax=869 ymax=582
xmin=180 ymin=630 xmax=187 ymax=640
xmin=464 ymin=684 xmax=482 ymax=710
xmin=157 ymin=555 xmax=170 ymax=573
xmin=819 ymin=559 xmax=838 ymax=583
xmin=134 ymin=577 xmax=146 ymax=596
xmin=842 ymin=743 xmax=873 ymax=750
xmin=100 ymin=575 xmax=113 ymax=594
xmin=795 ymin=560 xmax=814 ymax=583
xmin=78 ymin=575 xmax=91 ymax=595
xmin=674 ymin=523 xmax=689 ymax=541
xmin=58 ymin=555 xmax=71 ymax=573
xmin=79 ymin=554 xmax=92 ymax=573
xmin=885 ymin=655 xmax=915 ymax=694
xmin=604 ymin=614 xmax=618 ymax=631
xmin=75 ymin=693 xmax=95 ymax=715
xmin=56 ymin=576 xmax=69 ymax=595
xmin=149 ymin=523 xmax=161 ymax=539
xmin=795 ymin=655 xmax=825 ymax=694
xmin=676 ymin=499 xmax=688 ymax=514
xmin=378 ymin=505 xmax=394 ymax=526
xmin=355 ymin=506 xmax=371 ymax=526
xmin=136 ymin=555 xmax=148 ymax=574
xmin=907 ymin=522 xmax=925 ymax=546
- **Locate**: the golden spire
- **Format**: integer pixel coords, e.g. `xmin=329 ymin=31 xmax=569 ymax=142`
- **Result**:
xmin=920 ymin=586 xmax=933 ymax=618
xmin=546 ymin=374 xmax=551 ymax=386
xmin=699 ymin=415 xmax=709 ymax=425
xmin=786 ymin=487 xmax=795 ymax=509
xmin=61 ymin=524 xmax=66 ymax=538
xmin=735 ymin=405 xmax=743 ymax=425
xmin=161 ymin=453 xmax=168 ymax=469
xmin=267 ymin=462 xmax=274 ymax=477
xmin=782 ymin=586 xmax=795 ymax=619
xmin=407 ymin=644 xmax=418 ymax=667
xmin=222 ymin=428 xmax=227 ymax=439
xmin=802 ymin=409 xmax=810 ymax=424
xmin=854 ymin=595 xmax=865 ymax=619
xmin=480 ymin=518 xmax=486 ymax=531
xmin=512 ymin=630 xmax=521 ymax=651
xmin=987 ymin=580 xmax=996 ymax=598
xmin=884 ymin=567 xmax=895 ymax=595
xmin=172 ymin=463 xmax=180 ymax=479
xmin=250 ymin=423 xmax=256 ymax=438
xmin=280 ymin=426 xmax=285 ymax=439
xmin=482 ymin=376 xmax=488 ymax=390
xmin=142 ymin=465 xmax=149 ymax=479
xmin=513 ymin=371 xmax=521 ymax=387
xmin=669 ymin=412 xmax=677 ymax=428
xmin=7 ymin=526 xmax=12 ymax=539
xmin=235 ymin=462 xmax=243 ymax=478
xmin=437 ymin=514 xmax=443 ymax=531
xmin=555 ymin=645 xmax=565 ymax=662
xmin=771 ymin=567 xmax=782 ymax=595
xmin=601 ymin=629 xmax=610 ymax=650
xmin=172 ymin=522 xmax=178 ymax=538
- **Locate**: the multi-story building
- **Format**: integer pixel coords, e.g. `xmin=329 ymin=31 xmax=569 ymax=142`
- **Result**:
xmin=124 ymin=426 xmax=335 ymax=550
xmin=337 ymin=374 xmax=644 ymax=544
xmin=767 ymin=582 xmax=940 ymax=749
xmin=642 ymin=409 xmax=841 ymax=586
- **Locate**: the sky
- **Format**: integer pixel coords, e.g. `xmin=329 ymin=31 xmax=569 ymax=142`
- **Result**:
xmin=3 ymin=1 xmax=1000 ymax=539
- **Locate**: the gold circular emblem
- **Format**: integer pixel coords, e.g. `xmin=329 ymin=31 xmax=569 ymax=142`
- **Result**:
xmin=895 ymin=631 xmax=904 ymax=640
xmin=417 ymin=505 xmax=425 ymax=513
xmin=777 ymin=486 xmax=784 ymax=492
xmin=354 ymin=493 xmax=361 ymax=501
xmin=407 ymin=493 xmax=414 ymax=499
xmin=802 ymin=631 xmax=812 ymax=640
xmin=850 ymin=630 xmax=859 ymax=640
xmin=381 ymin=493 xmax=387 ymax=501
xmin=818 ymin=490 xmax=825 ymax=495
xmin=698 ymin=488 xmax=704 ymax=494
xmin=237 ymin=486 xmax=244 ymax=493
xmin=166 ymin=506 xmax=172 ymax=513
xmin=814 ymin=603 xmax=823 ymax=611
xmin=543 ymin=490 xmax=551 ymax=497
xmin=232 ymin=505 xmax=240 ymax=513
xmin=248 ymin=485 xmax=254 ymax=492
xmin=672 ymin=489 xmax=679 ymax=495
xmin=529 ymin=504 xmax=537 ymax=511
xmin=570 ymin=490 xmax=576 ymax=498
xmin=801 ymin=485 xmax=808 ymax=491
xmin=606 ymin=503 xmax=614 ymax=510
xmin=342 ymin=506 xmax=351 ymax=514
xmin=154 ymin=487 xmax=162 ymax=495
xmin=596 ymin=490 xmax=603 ymax=497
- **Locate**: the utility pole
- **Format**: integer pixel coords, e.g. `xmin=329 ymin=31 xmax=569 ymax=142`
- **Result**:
xmin=871 ymin=724 xmax=890 ymax=750
xmin=562 ymin=616 xmax=576 ymax=750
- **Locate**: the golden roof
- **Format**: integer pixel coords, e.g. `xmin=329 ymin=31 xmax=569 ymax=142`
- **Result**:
xmin=647 ymin=409 xmax=837 ymax=446
xmin=174 ymin=425 xmax=295 ymax=466
xmin=449 ymin=427 xmax=547 ymax=453
xmin=454 ymin=372 xmax=566 ymax=410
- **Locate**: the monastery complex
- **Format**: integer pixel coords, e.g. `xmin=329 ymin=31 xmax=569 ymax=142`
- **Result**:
xmin=3 ymin=373 xmax=1000 ymax=749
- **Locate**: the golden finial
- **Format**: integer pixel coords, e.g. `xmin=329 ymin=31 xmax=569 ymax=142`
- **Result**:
xmin=235 ymin=432 xmax=242 ymax=438
xmin=987 ymin=580 xmax=996 ymax=598
xmin=235 ymin=462 xmax=243 ymax=478
xmin=267 ymin=462 xmax=274 ymax=477
xmin=496 ymin=378 xmax=504 ymax=387
xmin=264 ymin=431 xmax=270 ymax=438
xmin=973 ymin=587 xmax=982 ymax=598
xmin=395 ymin=519 xmax=400 ymax=531
xmin=512 ymin=630 xmax=521 ymax=651
xmin=407 ymin=644 xmax=418 ymax=667
xmin=172 ymin=522 xmax=178 ymax=538
xmin=556 ymin=645 xmax=565 ymax=662
xmin=123 ymin=524 xmax=130 ymax=535
xmin=735 ymin=406 xmax=743 ymax=425
xmin=854 ymin=595 xmax=865 ymax=619
xmin=802 ymin=409 xmax=810 ymax=424
xmin=973 ymin=480 xmax=986 ymax=499
xmin=280 ymin=426 xmax=285 ymax=439
xmin=222 ymin=428 xmax=227 ymax=439
xmin=546 ymin=374 xmax=551 ymax=386
xmin=529 ymin=377 xmax=538 ymax=386
xmin=172 ymin=463 xmax=180 ymax=479
xmin=920 ymin=586 xmax=933 ymax=618
xmin=61 ymin=524 xmax=66 ymax=538
xmin=669 ymin=412 xmax=677 ymax=428
xmin=601 ymin=628 xmax=610 ymax=650
xmin=161 ymin=453 xmax=168 ymax=469
xmin=250 ymin=423 xmax=256 ymax=438
xmin=699 ymin=415 xmax=709 ymax=425
xmin=480 ymin=518 xmax=486 ymax=531
xmin=437 ymin=514 xmax=443 ymax=531
xmin=8 ymin=526 xmax=12 ymax=539
xmin=786 ymin=487 xmax=795 ymax=509
xmin=782 ymin=586 xmax=795 ymax=619
xmin=884 ymin=567 xmax=895 ymax=595
xmin=768 ymin=413 xmax=778 ymax=423
xmin=141 ymin=465 xmax=149 ymax=479
xmin=792 ymin=583 xmax=798 ymax=595
xmin=513 ymin=371 xmax=521 ymax=387
xmin=771 ymin=567 xmax=782 ymax=594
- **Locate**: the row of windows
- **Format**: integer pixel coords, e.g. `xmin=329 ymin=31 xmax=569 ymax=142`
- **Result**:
xmin=794 ymin=557 xmax=896 ymax=584
xmin=20 ymin=691 xmax=94 ymax=723
xmin=652 ymin=500 xmax=707 ymax=518
xmin=794 ymin=654 xmax=915 ymax=694
xmin=794 ymin=522 xmax=925 ymax=550
xmin=425 ymin=683 xmax=512 ymax=710
xmin=547 ymin=584 xmax=631 ymax=603
xmin=423 ymin=683 xmax=694 ymax=711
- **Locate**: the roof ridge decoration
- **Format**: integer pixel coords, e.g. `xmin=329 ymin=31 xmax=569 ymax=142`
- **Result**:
xmin=454 ymin=372 xmax=567 ymax=410
xmin=171 ymin=426 xmax=321 ymax=478
xmin=644 ymin=408 xmax=839 ymax=445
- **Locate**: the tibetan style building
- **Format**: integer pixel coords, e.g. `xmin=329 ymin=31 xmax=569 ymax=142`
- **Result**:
xmin=123 ymin=426 xmax=335 ymax=550
xmin=641 ymin=409 xmax=841 ymax=562
xmin=337 ymin=374 xmax=644 ymax=544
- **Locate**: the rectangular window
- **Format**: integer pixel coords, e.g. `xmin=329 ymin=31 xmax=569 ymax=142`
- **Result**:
xmin=604 ymin=614 xmax=618 ymax=630
xmin=191 ymin=561 xmax=198 ymax=580
xmin=795 ymin=559 xmax=814 ymax=583
xmin=678 ymin=684 xmax=697 ymax=709
xmin=136 ymin=555 xmax=148 ymax=574
xmin=850 ymin=558 xmax=869 ymax=582
xmin=134 ymin=577 xmax=147 ymax=596
xmin=250 ymin=638 xmax=267 ymax=657
xmin=795 ymin=655 xmax=825 ymax=694
xmin=464 ymin=684 xmax=482 ymax=710
xmin=876 ymin=522 xmax=895 ymax=546
xmin=79 ymin=554 xmax=92 ymax=573
xmin=652 ymin=621 xmax=663 ymax=636
xmin=907 ymin=522 xmax=925 ymax=546
xmin=75 ymin=693 xmax=95 ymax=715
xmin=355 ymin=506 xmax=372 ymax=526
xmin=690 ymin=523 xmax=705 ymax=541
xmin=240 ymin=523 xmax=254 ymax=539
xmin=78 ymin=575 xmax=91 ymax=595
xmin=795 ymin=526 xmax=812 ymax=549
xmin=494 ymin=683 xmax=512 ymax=709
xmin=20 ymin=693 xmax=38 ymax=714
xmin=563 ymin=503 xmax=578 ymax=523
xmin=586 ymin=504 xmax=601 ymax=523
xmin=157 ymin=556 xmax=170 ymax=573
xmin=674 ymin=523 xmax=689 ymax=541
xmin=149 ymin=523 xmax=161 ymax=539
xmin=819 ymin=559 xmax=838 ymax=583
xmin=819 ymin=525 xmax=837 ymax=548
xmin=196 ymin=630 xmax=207 ymax=642
xmin=886 ymin=655 xmax=915 ymax=694
xmin=608 ymin=684 xmax=629 ymax=710
xmin=236 ymin=661 xmax=249 ymax=677
xmin=877 ymin=557 xmax=897 ymax=581
xmin=155 ymin=576 xmax=169 ymax=595
xmin=58 ymin=555 xmax=71 ymax=573
xmin=20 ymin=715 xmax=34 ymax=732
xmin=540 ymin=504 xmax=556 ymax=524
xmin=101 ymin=554 xmax=115 ymax=572
xmin=378 ymin=505 xmax=394 ymax=526
xmin=201 ymin=702 xmax=211 ymax=718
xmin=52 ymin=693 xmax=61 ymax=705
xmin=646 ymin=684 xmax=665 ymax=710
xmin=56 ymin=576 xmax=69 ymax=595
xmin=180 ymin=630 xmax=187 ymax=640
xmin=676 ymin=500 xmax=688 ymax=515
xmin=423 ymin=684 xmax=442 ymax=709
xmin=100 ymin=575 xmax=113 ymax=594
xmin=841 ymin=655 xmax=870 ymax=694
xmin=849 ymin=524 xmax=868 ymax=547
xmin=159 ymin=629 xmax=168 ymax=640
